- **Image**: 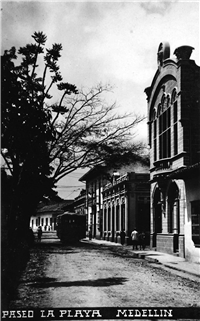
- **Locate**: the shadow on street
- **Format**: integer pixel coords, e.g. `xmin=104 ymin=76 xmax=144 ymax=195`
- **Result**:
xmin=27 ymin=276 xmax=128 ymax=288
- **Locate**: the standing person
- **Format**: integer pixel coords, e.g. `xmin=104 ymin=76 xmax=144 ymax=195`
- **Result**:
xmin=27 ymin=227 xmax=35 ymax=246
xmin=131 ymin=228 xmax=138 ymax=250
xmin=37 ymin=226 xmax=42 ymax=242
xmin=89 ymin=227 xmax=92 ymax=240
xmin=120 ymin=230 xmax=126 ymax=245
xmin=139 ymin=231 xmax=146 ymax=250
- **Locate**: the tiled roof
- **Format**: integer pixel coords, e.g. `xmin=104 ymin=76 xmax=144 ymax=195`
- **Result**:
xmin=37 ymin=200 xmax=73 ymax=213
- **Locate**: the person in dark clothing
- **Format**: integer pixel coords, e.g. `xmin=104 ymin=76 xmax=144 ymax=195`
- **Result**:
xmin=37 ymin=226 xmax=42 ymax=242
xmin=89 ymin=228 xmax=92 ymax=240
xmin=138 ymin=231 xmax=146 ymax=250
xmin=120 ymin=230 xmax=126 ymax=245
xmin=27 ymin=227 xmax=35 ymax=246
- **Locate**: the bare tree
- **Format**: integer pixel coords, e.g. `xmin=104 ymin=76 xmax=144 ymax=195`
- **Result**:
xmin=49 ymin=83 xmax=146 ymax=183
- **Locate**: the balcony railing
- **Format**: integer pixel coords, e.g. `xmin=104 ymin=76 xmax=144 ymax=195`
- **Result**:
xmin=103 ymin=173 xmax=129 ymax=191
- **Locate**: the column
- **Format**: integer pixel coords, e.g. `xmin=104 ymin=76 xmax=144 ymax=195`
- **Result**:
xmin=173 ymin=200 xmax=179 ymax=234
xmin=125 ymin=194 xmax=129 ymax=233
xmin=112 ymin=199 xmax=115 ymax=242
xmin=119 ymin=197 xmax=122 ymax=231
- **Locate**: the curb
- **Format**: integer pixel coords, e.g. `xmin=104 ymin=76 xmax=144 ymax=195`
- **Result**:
xmin=132 ymin=252 xmax=160 ymax=264
xmin=132 ymin=251 xmax=199 ymax=277
xmin=161 ymin=263 xmax=200 ymax=278
xmin=143 ymin=256 xmax=160 ymax=264
xmin=82 ymin=239 xmax=200 ymax=278
xmin=83 ymin=239 xmax=161 ymax=263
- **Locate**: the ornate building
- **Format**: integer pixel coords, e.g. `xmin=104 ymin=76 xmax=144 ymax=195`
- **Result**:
xmin=79 ymin=166 xmax=108 ymax=239
xmin=102 ymin=172 xmax=150 ymax=244
xmin=145 ymin=42 xmax=200 ymax=262
xmin=79 ymin=161 xmax=150 ymax=242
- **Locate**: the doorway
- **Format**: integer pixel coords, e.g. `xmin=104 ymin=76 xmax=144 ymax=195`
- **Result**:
xmin=167 ymin=182 xmax=180 ymax=253
xmin=153 ymin=188 xmax=162 ymax=247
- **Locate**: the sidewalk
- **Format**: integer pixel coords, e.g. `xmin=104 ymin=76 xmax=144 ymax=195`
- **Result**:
xmin=82 ymin=238 xmax=200 ymax=278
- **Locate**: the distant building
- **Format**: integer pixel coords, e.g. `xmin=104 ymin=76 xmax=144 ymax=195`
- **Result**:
xmin=79 ymin=161 xmax=150 ymax=242
xmin=145 ymin=42 xmax=200 ymax=262
xmin=73 ymin=189 xmax=86 ymax=217
xmin=79 ymin=165 xmax=107 ymax=239
xmin=30 ymin=199 xmax=74 ymax=231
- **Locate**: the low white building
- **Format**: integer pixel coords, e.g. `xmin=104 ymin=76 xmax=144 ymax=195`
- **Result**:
xmin=30 ymin=200 xmax=74 ymax=232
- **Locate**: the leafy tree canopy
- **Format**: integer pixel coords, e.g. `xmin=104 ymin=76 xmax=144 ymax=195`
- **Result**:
xmin=1 ymin=31 xmax=147 ymax=234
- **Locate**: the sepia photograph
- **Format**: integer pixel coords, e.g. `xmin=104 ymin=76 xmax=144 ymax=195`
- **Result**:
xmin=1 ymin=0 xmax=200 ymax=320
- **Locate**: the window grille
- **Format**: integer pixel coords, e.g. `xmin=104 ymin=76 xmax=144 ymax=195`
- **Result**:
xmin=191 ymin=200 xmax=200 ymax=246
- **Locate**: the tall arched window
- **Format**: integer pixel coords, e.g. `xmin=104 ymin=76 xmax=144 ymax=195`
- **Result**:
xmin=172 ymin=89 xmax=178 ymax=156
xmin=158 ymin=95 xmax=171 ymax=159
xmin=152 ymin=109 xmax=157 ymax=161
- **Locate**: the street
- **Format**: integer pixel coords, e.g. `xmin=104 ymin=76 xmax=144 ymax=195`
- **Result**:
xmin=9 ymin=234 xmax=200 ymax=311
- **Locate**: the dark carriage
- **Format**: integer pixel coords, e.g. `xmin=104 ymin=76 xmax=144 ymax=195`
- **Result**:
xmin=57 ymin=212 xmax=86 ymax=243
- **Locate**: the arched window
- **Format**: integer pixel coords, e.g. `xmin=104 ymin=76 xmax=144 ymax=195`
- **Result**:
xmin=149 ymin=107 xmax=156 ymax=148
xmin=152 ymin=109 xmax=157 ymax=161
xmin=157 ymin=103 xmax=162 ymax=117
xmin=173 ymin=101 xmax=178 ymax=155
xmin=172 ymin=89 xmax=178 ymax=156
xmin=166 ymin=94 xmax=171 ymax=108
xmin=162 ymin=94 xmax=168 ymax=111
xmin=171 ymin=88 xmax=178 ymax=104
xmin=158 ymin=96 xmax=171 ymax=159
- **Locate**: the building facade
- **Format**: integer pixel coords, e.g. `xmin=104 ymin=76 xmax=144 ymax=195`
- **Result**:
xmin=73 ymin=189 xmax=86 ymax=216
xmin=102 ymin=172 xmax=150 ymax=244
xmin=79 ymin=166 xmax=108 ymax=239
xmin=30 ymin=191 xmax=86 ymax=233
xmin=145 ymin=42 xmax=200 ymax=262
xmin=80 ymin=161 xmax=150 ymax=242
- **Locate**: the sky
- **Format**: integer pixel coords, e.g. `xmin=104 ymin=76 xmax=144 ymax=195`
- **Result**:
xmin=1 ymin=0 xmax=200 ymax=199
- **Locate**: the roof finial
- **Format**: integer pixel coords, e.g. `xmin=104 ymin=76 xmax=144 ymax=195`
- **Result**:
xmin=157 ymin=42 xmax=170 ymax=68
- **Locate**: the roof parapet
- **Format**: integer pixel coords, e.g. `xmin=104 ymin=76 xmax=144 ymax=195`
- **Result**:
xmin=174 ymin=45 xmax=194 ymax=61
